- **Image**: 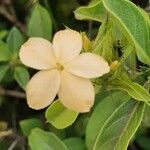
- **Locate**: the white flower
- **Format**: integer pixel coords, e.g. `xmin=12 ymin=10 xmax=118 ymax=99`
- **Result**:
xmin=19 ymin=29 xmax=110 ymax=112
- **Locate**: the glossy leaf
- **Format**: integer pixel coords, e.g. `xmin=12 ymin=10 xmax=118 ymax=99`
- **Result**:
xmin=19 ymin=118 xmax=42 ymax=137
xmin=7 ymin=27 xmax=25 ymax=57
xmin=14 ymin=66 xmax=30 ymax=90
xmin=102 ymin=0 xmax=150 ymax=64
xmin=0 ymin=64 xmax=9 ymax=82
xmin=74 ymin=1 xmax=106 ymax=22
xmin=86 ymin=91 xmax=131 ymax=150
xmin=0 ymin=41 xmax=11 ymax=62
xmin=29 ymin=128 xmax=68 ymax=150
xmin=46 ymin=100 xmax=78 ymax=129
xmin=27 ymin=4 xmax=52 ymax=40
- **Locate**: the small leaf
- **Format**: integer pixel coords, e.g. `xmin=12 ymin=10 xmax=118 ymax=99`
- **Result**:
xmin=63 ymin=137 xmax=86 ymax=150
xmin=111 ymin=75 xmax=150 ymax=104
xmin=74 ymin=1 xmax=106 ymax=22
xmin=7 ymin=27 xmax=25 ymax=57
xmin=19 ymin=118 xmax=42 ymax=137
xmin=45 ymin=100 xmax=78 ymax=129
xmin=0 ymin=41 xmax=11 ymax=62
xmin=102 ymin=0 xmax=150 ymax=64
xmin=29 ymin=128 xmax=68 ymax=150
xmin=86 ymin=91 xmax=131 ymax=150
xmin=0 ymin=64 xmax=9 ymax=82
xmin=14 ymin=66 xmax=30 ymax=90
xmin=27 ymin=4 xmax=52 ymax=40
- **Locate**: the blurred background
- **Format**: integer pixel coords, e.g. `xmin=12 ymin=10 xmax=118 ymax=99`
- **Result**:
xmin=0 ymin=0 xmax=150 ymax=150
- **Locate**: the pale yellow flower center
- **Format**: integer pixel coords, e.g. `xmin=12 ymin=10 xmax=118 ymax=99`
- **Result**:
xmin=56 ymin=63 xmax=64 ymax=71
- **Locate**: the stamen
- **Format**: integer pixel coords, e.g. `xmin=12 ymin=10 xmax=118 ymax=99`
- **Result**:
xmin=56 ymin=63 xmax=64 ymax=71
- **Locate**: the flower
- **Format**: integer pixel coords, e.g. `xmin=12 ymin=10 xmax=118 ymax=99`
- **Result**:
xmin=19 ymin=29 xmax=110 ymax=112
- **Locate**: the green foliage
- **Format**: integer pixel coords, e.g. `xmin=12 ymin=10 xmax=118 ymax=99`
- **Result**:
xmin=29 ymin=128 xmax=68 ymax=150
xmin=74 ymin=1 xmax=106 ymax=22
xmin=14 ymin=66 xmax=30 ymax=90
xmin=19 ymin=118 xmax=42 ymax=137
xmin=46 ymin=100 xmax=79 ymax=129
xmin=136 ymin=136 xmax=150 ymax=150
xmin=102 ymin=0 xmax=150 ymax=65
xmin=86 ymin=92 xmax=145 ymax=150
xmin=63 ymin=137 xmax=86 ymax=150
xmin=111 ymin=75 xmax=150 ymax=104
xmin=93 ymin=25 xmax=113 ymax=62
xmin=86 ymin=91 xmax=131 ymax=150
xmin=0 ymin=41 xmax=11 ymax=62
xmin=0 ymin=30 xmax=8 ymax=40
xmin=0 ymin=0 xmax=150 ymax=149
xmin=27 ymin=3 xmax=52 ymax=40
xmin=0 ymin=64 xmax=9 ymax=82
xmin=7 ymin=27 xmax=25 ymax=57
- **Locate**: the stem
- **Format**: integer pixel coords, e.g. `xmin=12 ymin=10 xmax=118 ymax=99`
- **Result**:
xmin=0 ymin=87 xmax=26 ymax=98
xmin=0 ymin=1 xmax=26 ymax=32
xmin=8 ymin=139 xmax=19 ymax=150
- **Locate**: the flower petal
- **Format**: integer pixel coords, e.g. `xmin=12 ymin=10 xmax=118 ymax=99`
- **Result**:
xmin=52 ymin=29 xmax=82 ymax=63
xmin=58 ymin=71 xmax=94 ymax=112
xmin=26 ymin=69 xmax=60 ymax=110
xmin=19 ymin=37 xmax=56 ymax=70
xmin=65 ymin=53 xmax=110 ymax=78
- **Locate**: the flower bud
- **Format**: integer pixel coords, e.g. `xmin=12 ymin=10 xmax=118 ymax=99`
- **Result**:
xmin=110 ymin=60 xmax=119 ymax=71
xmin=82 ymin=32 xmax=92 ymax=52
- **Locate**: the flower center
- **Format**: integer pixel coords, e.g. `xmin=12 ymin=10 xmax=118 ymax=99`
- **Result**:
xmin=56 ymin=63 xmax=64 ymax=71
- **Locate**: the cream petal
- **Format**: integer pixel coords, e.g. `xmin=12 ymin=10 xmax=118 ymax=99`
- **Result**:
xmin=26 ymin=69 xmax=60 ymax=110
xmin=58 ymin=71 xmax=94 ymax=113
xmin=19 ymin=37 xmax=57 ymax=70
xmin=52 ymin=29 xmax=82 ymax=63
xmin=65 ymin=53 xmax=110 ymax=78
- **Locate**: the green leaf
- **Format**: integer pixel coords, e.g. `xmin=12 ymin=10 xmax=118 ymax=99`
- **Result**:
xmin=7 ymin=27 xmax=25 ymax=57
xmin=143 ymin=106 xmax=150 ymax=127
xmin=74 ymin=1 xmax=106 ymax=22
xmin=46 ymin=100 xmax=78 ymax=129
xmin=27 ymin=4 xmax=52 ymax=40
xmin=90 ymin=0 xmax=101 ymax=5
xmin=0 ymin=64 xmax=9 ymax=82
xmin=86 ymin=91 xmax=131 ymax=150
xmin=92 ymin=100 xmax=145 ymax=150
xmin=102 ymin=0 xmax=150 ymax=65
xmin=14 ymin=66 xmax=30 ymax=90
xmin=111 ymin=75 xmax=150 ymax=104
xmin=19 ymin=118 xmax=42 ymax=137
xmin=29 ymin=128 xmax=68 ymax=150
xmin=0 ymin=41 xmax=11 ymax=62
xmin=93 ymin=28 xmax=113 ymax=62
xmin=63 ymin=137 xmax=86 ymax=150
